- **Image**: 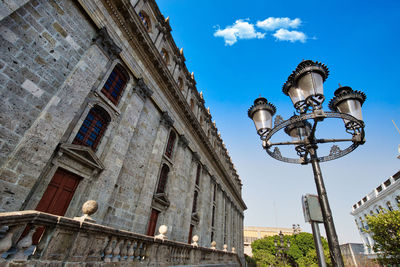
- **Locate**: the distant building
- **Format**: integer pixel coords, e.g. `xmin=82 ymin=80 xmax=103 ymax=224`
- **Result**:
xmin=243 ymin=226 xmax=299 ymax=256
xmin=350 ymin=170 xmax=400 ymax=255
xmin=340 ymin=243 xmax=380 ymax=267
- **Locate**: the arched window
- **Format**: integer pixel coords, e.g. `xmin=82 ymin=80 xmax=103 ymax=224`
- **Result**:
xmin=165 ymin=130 xmax=176 ymax=158
xmin=138 ymin=11 xmax=151 ymax=32
xmin=101 ymin=65 xmax=128 ymax=105
xmin=192 ymin=190 xmax=198 ymax=213
xmin=195 ymin=164 xmax=201 ymax=186
xmin=156 ymin=164 xmax=170 ymax=194
xmin=200 ymin=116 xmax=203 ymax=125
xmin=161 ymin=48 xmax=169 ymax=64
xmin=178 ymin=77 xmax=184 ymax=91
xmin=73 ymin=106 xmax=110 ymax=150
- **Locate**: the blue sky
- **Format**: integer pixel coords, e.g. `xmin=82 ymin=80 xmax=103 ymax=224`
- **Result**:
xmin=157 ymin=0 xmax=400 ymax=243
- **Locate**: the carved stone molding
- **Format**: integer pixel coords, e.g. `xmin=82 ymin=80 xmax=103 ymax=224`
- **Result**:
xmin=202 ymin=164 xmax=209 ymax=174
xmin=160 ymin=111 xmax=174 ymax=128
xmin=93 ymin=27 xmax=122 ymax=59
xmin=178 ymin=134 xmax=189 ymax=148
xmin=134 ymin=78 xmax=153 ymax=100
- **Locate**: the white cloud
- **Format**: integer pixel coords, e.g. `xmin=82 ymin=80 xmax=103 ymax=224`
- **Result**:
xmin=256 ymin=17 xmax=302 ymax=31
xmin=273 ymin=29 xmax=307 ymax=43
xmin=214 ymin=19 xmax=265 ymax=46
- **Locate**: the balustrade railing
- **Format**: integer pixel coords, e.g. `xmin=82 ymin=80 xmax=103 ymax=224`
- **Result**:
xmin=0 ymin=205 xmax=240 ymax=266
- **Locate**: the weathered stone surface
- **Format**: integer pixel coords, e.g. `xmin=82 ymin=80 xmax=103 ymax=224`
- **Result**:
xmin=0 ymin=0 xmax=246 ymax=262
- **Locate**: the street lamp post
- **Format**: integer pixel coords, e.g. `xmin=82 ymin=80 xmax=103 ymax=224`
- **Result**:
xmin=274 ymin=231 xmax=290 ymax=267
xmin=248 ymin=60 xmax=366 ymax=267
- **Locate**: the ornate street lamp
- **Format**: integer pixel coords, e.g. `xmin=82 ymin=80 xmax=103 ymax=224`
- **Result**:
xmin=248 ymin=60 xmax=366 ymax=267
xmin=274 ymin=231 xmax=290 ymax=267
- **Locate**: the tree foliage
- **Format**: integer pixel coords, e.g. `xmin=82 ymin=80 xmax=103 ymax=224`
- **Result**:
xmin=251 ymin=232 xmax=331 ymax=267
xmin=365 ymin=206 xmax=400 ymax=265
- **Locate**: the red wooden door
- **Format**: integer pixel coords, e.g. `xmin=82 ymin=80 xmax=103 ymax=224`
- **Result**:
xmin=30 ymin=168 xmax=81 ymax=243
xmin=146 ymin=209 xmax=160 ymax=236
xmin=188 ymin=224 xmax=194 ymax=244
xmin=36 ymin=168 xmax=81 ymax=215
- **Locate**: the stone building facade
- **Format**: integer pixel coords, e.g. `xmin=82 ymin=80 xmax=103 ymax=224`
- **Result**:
xmin=0 ymin=0 xmax=246 ymax=257
xmin=351 ymin=170 xmax=399 ymax=255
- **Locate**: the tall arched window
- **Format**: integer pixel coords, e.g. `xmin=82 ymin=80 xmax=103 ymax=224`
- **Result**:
xmin=73 ymin=106 xmax=110 ymax=150
xmin=190 ymin=99 xmax=194 ymax=111
xmin=101 ymin=65 xmax=128 ymax=105
xmin=165 ymin=130 xmax=176 ymax=158
xmin=192 ymin=190 xmax=198 ymax=213
xmin=156 ymin=164 xmax=170 ymax=194
xmin=138 ymin=11 xmax=151 ymax=32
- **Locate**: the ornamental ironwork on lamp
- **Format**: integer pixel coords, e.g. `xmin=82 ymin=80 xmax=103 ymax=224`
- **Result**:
xmin=248 ymin=97 xmax=276 ymax=136
xmin=328 ymin=86 xmax=366 ymax=130
xmin=283 ymin=60 xmax=329 ymax=113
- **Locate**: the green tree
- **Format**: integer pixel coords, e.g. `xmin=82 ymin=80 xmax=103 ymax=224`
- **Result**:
xmin=250 ymin=232 xmax=331 ymax=266
xmin=365 ymin=206 xmax=400 ymax=265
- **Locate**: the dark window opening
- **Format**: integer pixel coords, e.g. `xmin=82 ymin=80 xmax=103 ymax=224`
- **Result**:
xmin=165 ymin=131 xmax=176 ymax=158
xmin=73 ymin=106 xmax=110 ymax=150
xmin=192 ymin=190 xmax=198 ymax=213
xmin=156 ymin=164 xmax=170 ymax=194
xmin=188 ymin=224 xmax=194 ymax=244
xmin=101 ymin=65 xmax=128 ymax=105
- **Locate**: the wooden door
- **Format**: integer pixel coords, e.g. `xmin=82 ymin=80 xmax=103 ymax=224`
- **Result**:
xmin=146 ymin=209 xmax=160 ymax=236
xmin=188 ymin=224 xmax=194 ymax=244
xmin=36 ymin=168 xmax=81 ymax=215
xmin=30 ymin=168 xmax=81 ymax=243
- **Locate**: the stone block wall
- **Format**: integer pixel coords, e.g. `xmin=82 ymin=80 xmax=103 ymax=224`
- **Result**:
xmin=0 ymin=0 xmax=246 ymax=258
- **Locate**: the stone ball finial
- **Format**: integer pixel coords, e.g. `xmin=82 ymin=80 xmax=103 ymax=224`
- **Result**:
xmin=191 ymin=235 xmax=199 ymax=247
xmin=155 ymin=225 xmax=168 ymax=240
xmin=211 ymin=241 xmax=216 ymax=249
xmin=82 ymin=200 xmax=98 ymax=216
xmin=159 ymin=225 xmax=168 ymax=235
xmin=223 ymin=244 xmax=228 ymax=252
xmin=232 ymin=247 xmax=236 ymax=253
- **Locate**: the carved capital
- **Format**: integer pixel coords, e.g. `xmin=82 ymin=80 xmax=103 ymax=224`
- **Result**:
xmin=202 ymin=164 xmax=208 ymax=174
xmin=178 ymin=134 xmax=189 ymax=148
xmin=93 ymin=27 xmax=122 ymax=59
xmin=160 ymin=111 xmax=174 ymax=128
xmin=134 ymin=78 xmax=153 ymax=100
xmin=192 ymin=152 xmax=201 ymax=163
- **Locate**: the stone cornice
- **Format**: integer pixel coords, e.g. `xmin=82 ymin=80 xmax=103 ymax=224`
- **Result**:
xmin=134 ymin=78 xmax=153 ymax=100
xmin=98 ymin=0 xmax=246 ymax=210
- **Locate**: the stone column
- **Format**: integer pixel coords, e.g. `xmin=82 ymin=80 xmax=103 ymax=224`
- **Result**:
xmin=91 ymin=79 xmax=152 ymax=223
xmin=131 ymin=111 xmax=174 ymax=232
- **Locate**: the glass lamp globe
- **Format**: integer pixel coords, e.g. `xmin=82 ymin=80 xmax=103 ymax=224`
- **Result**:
xmin=284 ymin=118 xmax=312 ymax=142
xmin=283 ymin=60 xmax=329 ymax=112
xmin=248 ymin=97 xmax=276 ymax=136
xmin=328 ymin=86 xmax=366 ymax=128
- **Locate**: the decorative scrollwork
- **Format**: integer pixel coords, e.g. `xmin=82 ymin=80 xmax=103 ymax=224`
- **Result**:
xmin=263 ymin=111 xmax=365 ymax=164
xmin=272 ymin=147 xmax=282 ymax=159
xmin=329 ymin=145 xmax=341 ymax=155
xmin=274 ymin=115 xmax=284 ymax=127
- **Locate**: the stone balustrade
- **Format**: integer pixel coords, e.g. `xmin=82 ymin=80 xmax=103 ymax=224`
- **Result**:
xmin=0 ymin=210 xmax=241 ymax=266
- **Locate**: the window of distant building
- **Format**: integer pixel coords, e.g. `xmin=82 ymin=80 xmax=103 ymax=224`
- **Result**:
xmin=156 ymin=164 xmax=170 ymax=194
xmin=101 ymin=65 xmax=128 ymax=105
xmin=165 ymin=130 xmax=177 ymax=158
xmin=73 ymin=106 xmax=110 ymax=150
xmin=138 ymin=11 xmax=151 ymax=32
